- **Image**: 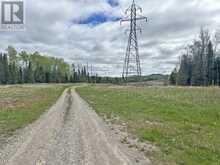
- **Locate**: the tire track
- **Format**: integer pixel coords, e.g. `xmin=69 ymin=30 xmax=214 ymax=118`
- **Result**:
xmin=0 ymin=88 xmax=150 ymax=165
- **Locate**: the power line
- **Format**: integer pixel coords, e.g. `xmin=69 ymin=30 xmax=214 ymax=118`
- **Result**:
xmin=120 ymin=0 xmax=147 ymax=81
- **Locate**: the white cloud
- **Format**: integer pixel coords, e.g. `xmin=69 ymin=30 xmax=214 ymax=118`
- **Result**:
xmin=0 ymin=0 xmax=219 ymax=76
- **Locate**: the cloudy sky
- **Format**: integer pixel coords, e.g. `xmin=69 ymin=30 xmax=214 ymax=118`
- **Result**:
xmin=1 ymin=0 xmax=220 ymax=76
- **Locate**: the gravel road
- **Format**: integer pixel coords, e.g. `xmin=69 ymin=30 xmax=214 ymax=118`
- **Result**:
xmin=0 ymin=88 xmax=150 ymax=165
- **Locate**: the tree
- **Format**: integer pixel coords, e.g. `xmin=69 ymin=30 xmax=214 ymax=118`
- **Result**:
xmin=214 ymin=56 xmax=220 ymax=85
xmin=34 ymin=65 xmax=45 ymax=83
xmin=8 ymin=62 xmax=18 ymax=84
xmin=64 ymin=73 xmax=69 ymax=83
xmin=25 ymin=62 xmax=34 ymax=83
xmin=7 ymin=46 xmax=17 ymax=64
xmin=45 ymin=72 xmax=51 ymax=83
xmin=171 ymin=28 xmax=219 ymax=86
xmin=206 ymin=41 xmax=214 ymax=85
xmin=214 ymin=29 xmax=220 ymax=85
xmin=190 ymin=41 xmax=203 ymax=86
xmin=19 ymin=51 xmax=29 ymax=67
xmin=18 ymin=67 xmax=23 ymax=84
xmin=177 ymin=54 xmax=192 ymax=85
xmin=0 ymin=46 xmax=97 ymax=84
xmin=169 ymin=68 xmax=178 ymax=85
xmin=2 ymin=54 xmax=9 ymax=84
xmin=199 ymin=28 xmax=210 ymax=85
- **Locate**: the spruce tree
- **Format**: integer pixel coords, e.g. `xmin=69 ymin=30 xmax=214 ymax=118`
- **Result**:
xmin=177 ymin=54 xmax=192 ymax=85
xmin=169 ymin=68 xmax=178 ymax=85
xmin=26 ymin=62 xmax=34 ymax=83
xmin=2 ymin=54 xmax=9 ymax=84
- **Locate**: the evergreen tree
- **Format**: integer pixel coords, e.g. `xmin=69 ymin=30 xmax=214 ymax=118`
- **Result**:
xmin=171 ymin=28 xmax=220 ymax=86
xmin=215 ymin=57 xmax=220 ymax=85
xmin=191 ymin=41 xmax=203 ymax=85
xmin=177 ymin=54 xmax=192 ymax=85
xmin=45 ymin=72 xmax=51 ymax=83
xmin=8 ymin=62 xmax=17 ymax=84
xmin=169 ymin=68 xmax=178 ymax=85
xmin=206 ymin=41 xmax=214 ymax=85
xmin=25 ymin=62 xmax=34 ymax=83
xmin=18 ymin=67 xmax=23 ymax=84
xmin=64 ymin=73 xmax=69 ymax=83
xmin=34 ymin=65 xmax=45 ymax=83
xmin=2 ymin=54 xmax=9 ymax=84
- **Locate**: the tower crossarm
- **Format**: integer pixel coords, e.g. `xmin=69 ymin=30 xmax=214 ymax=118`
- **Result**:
xmin=120 ymin=16 xmax=147 ymax=24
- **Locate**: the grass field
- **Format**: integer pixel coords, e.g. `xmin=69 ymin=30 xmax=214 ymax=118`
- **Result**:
xmin=0 ymin=85 xmax=68 ymax=143
xmin=76 ymin=85 xmax=220 ymax=165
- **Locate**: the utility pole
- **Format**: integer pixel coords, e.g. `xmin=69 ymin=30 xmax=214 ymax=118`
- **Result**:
xmin=120 ymin=0 xmax=147 ymax=81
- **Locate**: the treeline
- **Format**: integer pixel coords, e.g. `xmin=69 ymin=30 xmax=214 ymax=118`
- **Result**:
xmin=170 ymin=28 xmax=220 ymax=86
xmin=0 ymin=46 xmax=125 ymax=84
xmin=0 ymin=46 xmax=91 ymax=84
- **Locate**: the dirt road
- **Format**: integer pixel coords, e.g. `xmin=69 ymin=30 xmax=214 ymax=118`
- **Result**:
xmin=0 ymin=88 xmax=150 ymax=165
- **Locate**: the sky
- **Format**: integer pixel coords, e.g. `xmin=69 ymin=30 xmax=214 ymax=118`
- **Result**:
xmin=0 ymin=0 xmax=220 ymax=76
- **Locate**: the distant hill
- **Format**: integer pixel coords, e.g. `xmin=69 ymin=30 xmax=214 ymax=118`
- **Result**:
xmin=141 ymin=74 xmax=169 ymax=81
xmin=125 ymin=74 xmax=169 ymax=82
xmin=89 ymin=74 xmax=169 ymax=85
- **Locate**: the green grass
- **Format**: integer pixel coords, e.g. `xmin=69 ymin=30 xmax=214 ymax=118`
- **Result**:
xmin=76 ymin=86 xmax=220 ymax=165
xmin=0 ymin=85 xmax=68 ymax=141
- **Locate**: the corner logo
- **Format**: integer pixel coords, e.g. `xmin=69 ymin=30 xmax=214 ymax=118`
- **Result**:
xmin=1 ymin=0 xmax=25 ymax=31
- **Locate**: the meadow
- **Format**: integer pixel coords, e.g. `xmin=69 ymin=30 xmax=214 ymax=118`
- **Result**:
xmin=0 ymin=85 xmax=67 ymax=143
xmin=77 ymin=85 xmax=220 ymax=165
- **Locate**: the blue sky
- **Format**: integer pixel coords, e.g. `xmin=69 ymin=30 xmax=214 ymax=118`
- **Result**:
xmin=78 ymin=13 xmax=121 ymax=26
xmin=107 ymin=0 xmax=119 ymax=7
xmin=77 ymin=0 xmax=120 ymax=26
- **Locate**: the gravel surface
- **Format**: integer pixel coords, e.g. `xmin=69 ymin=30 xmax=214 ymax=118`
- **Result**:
xmin=0 ymin=88 xmax=150 ymax=165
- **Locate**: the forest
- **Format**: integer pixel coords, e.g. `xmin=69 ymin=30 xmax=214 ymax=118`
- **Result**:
xmin=0 ymin=46 xmax=166 ymax=85
xmin=170 ymin=28 xmax=220 ymax=86
xmin=0 ymin=46 xmax=90 ymax=84
xmin=0 ymin=46 xmax=126 ymax=84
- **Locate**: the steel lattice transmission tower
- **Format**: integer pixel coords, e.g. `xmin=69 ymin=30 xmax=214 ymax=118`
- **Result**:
xmin=121 ymin=0 xmax=147 ymax=80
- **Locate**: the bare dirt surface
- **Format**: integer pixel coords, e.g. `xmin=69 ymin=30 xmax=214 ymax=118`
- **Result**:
xmin=0 ymin=88 xmax=150 ymax=165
